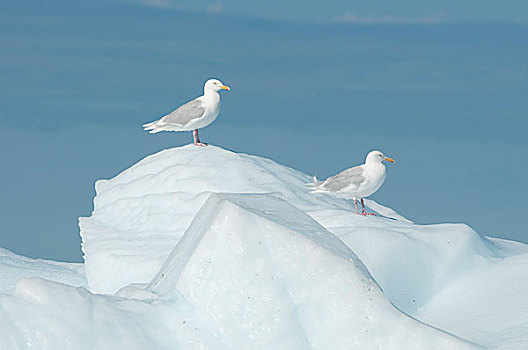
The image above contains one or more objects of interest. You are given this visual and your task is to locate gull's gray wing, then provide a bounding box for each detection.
[321,165,365,191]
[161,99,205,126]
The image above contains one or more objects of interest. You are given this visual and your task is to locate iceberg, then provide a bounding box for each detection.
[1,145,526,349]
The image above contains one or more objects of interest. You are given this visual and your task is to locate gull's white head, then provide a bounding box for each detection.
[366,150,395,164]
[204,78,230,93]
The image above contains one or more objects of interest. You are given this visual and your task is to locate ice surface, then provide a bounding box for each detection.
[417,250,528,349]
[147,192,370,296]
[0,278,222,349]
[79,145,356,294]
[143,192,471,348]
[312,211,503,313]
[312,209,528,349]
[1,145,527,348]
[0,247,86,295]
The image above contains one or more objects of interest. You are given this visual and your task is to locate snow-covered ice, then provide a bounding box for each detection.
[1,145,527,349]
[0,247,86,295]
[79,145,355,295]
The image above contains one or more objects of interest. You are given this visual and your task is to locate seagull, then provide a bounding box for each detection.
[143,78,230,146]
[310,150,395,216]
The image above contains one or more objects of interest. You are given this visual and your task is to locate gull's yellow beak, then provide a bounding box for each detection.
[384,157,395,163]
[220,85,230,91]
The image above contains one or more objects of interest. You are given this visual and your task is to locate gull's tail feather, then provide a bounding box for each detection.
[308,175,322,185]
[307,175,325,192]
[143,120,167,133]
[143,120,187,133]
[143,120,158,130]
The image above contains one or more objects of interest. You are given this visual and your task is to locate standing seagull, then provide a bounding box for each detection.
[143,78,230,146]
[310,150,395,216]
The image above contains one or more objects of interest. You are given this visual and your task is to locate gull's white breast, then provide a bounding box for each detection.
[186,94,221,130]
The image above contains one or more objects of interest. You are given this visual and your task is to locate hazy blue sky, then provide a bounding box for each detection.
[1,1,527,262]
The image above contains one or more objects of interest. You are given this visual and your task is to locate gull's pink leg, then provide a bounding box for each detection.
[354,198,367,216]
[361,198,376,216]
[193,129,207,147]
